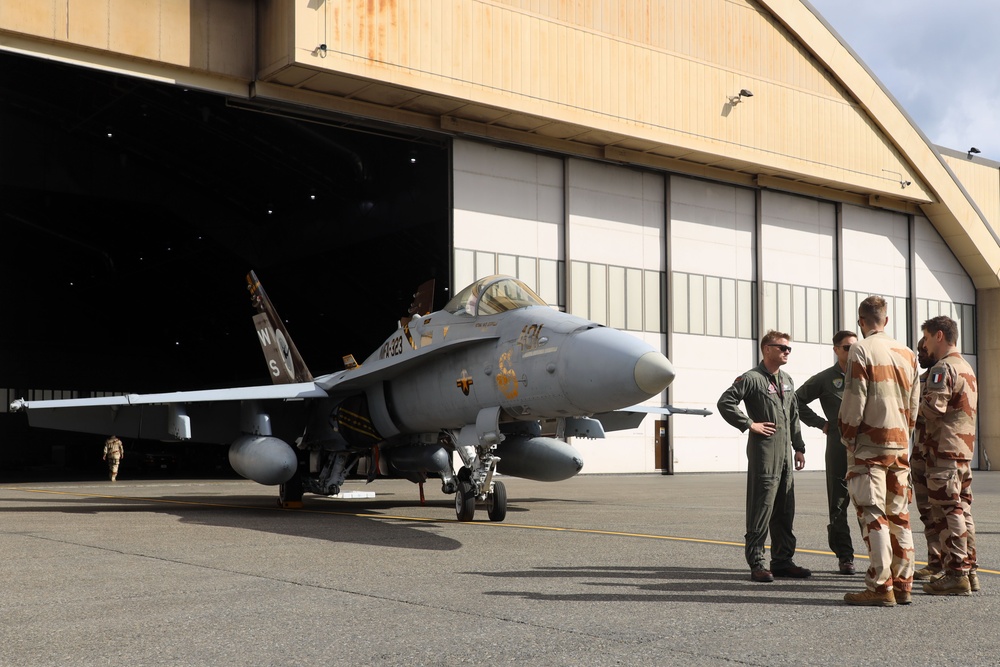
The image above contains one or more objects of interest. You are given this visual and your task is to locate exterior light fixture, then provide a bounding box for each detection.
[728,89,754,105]
[968,147,981,159]
[881,169,911,189]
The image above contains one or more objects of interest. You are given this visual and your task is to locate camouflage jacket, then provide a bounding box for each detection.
[104,438,124,458]
[837,331,919,451]
[795,363,845,450]
[717,362,806,454]
[913,370,929,451]
[919,352,978,461]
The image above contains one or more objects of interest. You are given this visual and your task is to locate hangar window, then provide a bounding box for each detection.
[570,261,664,333]
[843,291,910,345]
[916,298,977,355]
[763,281,837,344]
[672,272,755,340]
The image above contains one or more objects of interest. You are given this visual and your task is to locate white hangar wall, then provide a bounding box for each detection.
[452,138,979,473]
[564,158,667,472]
[668,177,757,471]
[759,191,838,467]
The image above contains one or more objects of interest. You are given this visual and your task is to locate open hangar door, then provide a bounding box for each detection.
[0,52,450,477]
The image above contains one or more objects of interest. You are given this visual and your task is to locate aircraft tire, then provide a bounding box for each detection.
[455,479,476,522]
[486,480,507,522]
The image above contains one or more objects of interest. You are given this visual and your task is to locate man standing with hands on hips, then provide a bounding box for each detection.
[838,296,919,607]
[718,330,810,583]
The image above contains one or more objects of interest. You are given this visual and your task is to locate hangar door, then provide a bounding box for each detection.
[452,139,565,307]
[452,139,669,473]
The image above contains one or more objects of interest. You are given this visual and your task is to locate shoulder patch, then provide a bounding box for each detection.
[929,370,946,390]
[833,378,843,389]
[734,376,743,384]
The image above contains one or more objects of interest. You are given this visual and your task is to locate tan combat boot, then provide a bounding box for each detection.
[922,572,971,596]
[969,571,980,592]
[913,565,941,580]
[892,587,912,605]
[844,589,896,607]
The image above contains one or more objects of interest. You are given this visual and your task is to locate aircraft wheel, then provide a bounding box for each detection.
[455,479,476,522]
[486,480,507,522]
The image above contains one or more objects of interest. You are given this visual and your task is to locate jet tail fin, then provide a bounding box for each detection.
[247,271,314,384]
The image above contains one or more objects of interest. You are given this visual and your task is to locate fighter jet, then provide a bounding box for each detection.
[11,272,707,521]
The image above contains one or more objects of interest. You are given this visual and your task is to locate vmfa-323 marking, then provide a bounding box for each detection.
[12,273,708,521]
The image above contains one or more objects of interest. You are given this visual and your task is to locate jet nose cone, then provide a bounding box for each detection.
[634,351,675,395]
[559,327,675,413]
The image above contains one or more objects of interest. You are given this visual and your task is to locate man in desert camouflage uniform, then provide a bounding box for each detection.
[919,315,979,596]
[911,337,943,581]
[103,435,124,482]
[718,330,810,583]
[838,296,919,607]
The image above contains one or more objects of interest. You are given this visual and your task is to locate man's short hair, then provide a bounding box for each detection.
[760,329,791,352]
[858,295,888,327]
[833,330,857,346]
[922,315,958,345]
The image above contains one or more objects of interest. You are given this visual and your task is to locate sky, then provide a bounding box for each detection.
[806,0,1000,158]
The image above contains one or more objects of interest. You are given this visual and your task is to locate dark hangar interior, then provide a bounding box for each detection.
[1,52,451,391]
[0,52,450,473]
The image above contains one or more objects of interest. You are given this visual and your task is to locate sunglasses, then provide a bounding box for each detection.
[766,344,792,353]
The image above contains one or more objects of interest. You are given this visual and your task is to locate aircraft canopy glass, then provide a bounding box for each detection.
[444,275,547,316]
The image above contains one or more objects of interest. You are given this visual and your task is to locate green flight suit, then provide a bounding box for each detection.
[796,363,855,563]
[718,362,806,570]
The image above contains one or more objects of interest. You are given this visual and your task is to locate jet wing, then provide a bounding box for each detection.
[594,404,713,432]
[10,383,327,444]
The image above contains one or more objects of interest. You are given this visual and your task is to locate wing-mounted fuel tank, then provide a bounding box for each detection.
[228,435,298,485]
[494,423,584,482]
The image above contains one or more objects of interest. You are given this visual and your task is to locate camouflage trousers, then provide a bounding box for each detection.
[846,446,914,593]
[910,445,940,569]
[107,456,121,478]
[924,455,976,573]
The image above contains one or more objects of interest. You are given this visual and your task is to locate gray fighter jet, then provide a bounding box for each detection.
[11,272,707,521]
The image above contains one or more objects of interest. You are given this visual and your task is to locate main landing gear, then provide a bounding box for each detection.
[454,467,507,522]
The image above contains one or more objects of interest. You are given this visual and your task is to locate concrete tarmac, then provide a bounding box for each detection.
[1,471,998,667]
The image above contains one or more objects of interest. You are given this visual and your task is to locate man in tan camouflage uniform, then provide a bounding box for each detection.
[103,435,124,482]
[911,337,943,581]
[718,330,810,583]
[838,296,919,607]
[919,315,979,596]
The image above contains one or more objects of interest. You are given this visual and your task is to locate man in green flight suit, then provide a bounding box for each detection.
[718,330,811,583]
[796,330,858,575]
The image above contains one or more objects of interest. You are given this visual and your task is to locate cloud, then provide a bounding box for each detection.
[808,0,1000,155]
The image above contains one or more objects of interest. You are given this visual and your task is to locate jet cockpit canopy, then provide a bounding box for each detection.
[444,275,547,317]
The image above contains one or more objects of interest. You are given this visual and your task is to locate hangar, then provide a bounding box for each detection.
[2,0,998,475]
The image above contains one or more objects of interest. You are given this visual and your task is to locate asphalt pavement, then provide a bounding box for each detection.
[1,471,997,666]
